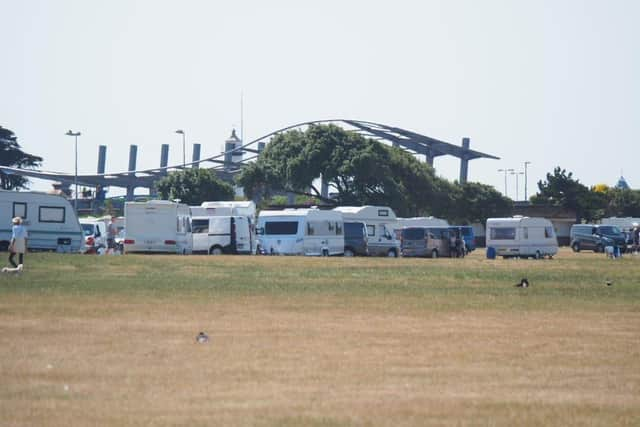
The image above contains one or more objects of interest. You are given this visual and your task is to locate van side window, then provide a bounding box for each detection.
[13,202,27,219]
[367,225,375,237]
[523,227,528,239]
[545,227,554,238]
[307,223,315,236]
[192,219,209,234]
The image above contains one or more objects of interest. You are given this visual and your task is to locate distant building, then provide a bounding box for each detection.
[615,176,630,190]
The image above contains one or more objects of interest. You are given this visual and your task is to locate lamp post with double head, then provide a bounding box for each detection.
[175,129,185,168]
[498,168,514,199]
[65,130,81,212]
[511,171,524,201]
[524,161,531,201]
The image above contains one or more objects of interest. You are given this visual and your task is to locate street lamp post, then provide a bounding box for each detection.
[498,168,514,198]
[524,161,531,201]
[65,130,81,212]
[511,171,524,201]
[175,129,186,168]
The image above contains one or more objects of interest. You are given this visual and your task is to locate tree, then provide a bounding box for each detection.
[605,188,640,217]
[155,168,235,205]
[0,126,43,190]
[531,167,606,222]
[451,182,513,225]
[237,124,455,217]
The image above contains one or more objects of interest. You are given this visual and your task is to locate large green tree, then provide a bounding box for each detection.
[0,126,43,190]
[451,182,513,225]
[156,168,235,205]
[531,167,606,222]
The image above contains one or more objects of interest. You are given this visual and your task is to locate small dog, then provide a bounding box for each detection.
[1,264,23,274]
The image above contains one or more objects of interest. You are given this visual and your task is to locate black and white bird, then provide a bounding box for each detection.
[606,280,613,287]
[515,278,530,288]
[196,332,209,343]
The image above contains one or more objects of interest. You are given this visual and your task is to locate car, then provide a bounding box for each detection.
[570,224,626,253]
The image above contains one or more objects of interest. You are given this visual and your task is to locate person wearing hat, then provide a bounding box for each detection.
[8,217,28,268]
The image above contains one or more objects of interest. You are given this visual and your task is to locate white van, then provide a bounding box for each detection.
[0,190,83,252]
[124,200,192,254]
[256,208,344,256]
[334,206,400,257]
[190,201,256,253]
[192,215,252,255]
[486,216,558,259]
[79,218,109,252]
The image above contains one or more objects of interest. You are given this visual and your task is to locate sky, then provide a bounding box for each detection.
[2,0,639,200]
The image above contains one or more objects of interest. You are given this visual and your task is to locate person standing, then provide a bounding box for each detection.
[9,217,28,268]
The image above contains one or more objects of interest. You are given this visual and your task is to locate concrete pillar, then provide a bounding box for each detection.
[160,144,169,171]
[321,176,329,199]
[192,143,201,168]
[127,145,137,201]
[459,137,470,184]
[97,145,107,174]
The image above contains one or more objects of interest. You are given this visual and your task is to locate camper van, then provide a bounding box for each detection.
[192,215,252,255]
[191,201,256,253]
[334,206,400,257]
[400,227,443,258]
[79,218,109,252]
[256,208,344,256]
[0,190,83,252]
[123,200,192,254]
[486,216,558,259]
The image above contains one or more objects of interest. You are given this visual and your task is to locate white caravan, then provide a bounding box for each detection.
[192,215,252,255]
[256,208,344,256]
[190,201,256,253]
[486,216,558,259]
[124,200,192,254]
[0,190,83,252]
[334,206,400,257]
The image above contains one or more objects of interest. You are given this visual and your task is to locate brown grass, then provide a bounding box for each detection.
[1,250,639,426]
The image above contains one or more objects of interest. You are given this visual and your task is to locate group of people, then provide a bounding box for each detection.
[449,231,466,258]
[632,223,640,254]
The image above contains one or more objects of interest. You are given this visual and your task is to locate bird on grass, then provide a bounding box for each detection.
[606,280,613,287]
[196,332,209,343]
[515,278,530,288]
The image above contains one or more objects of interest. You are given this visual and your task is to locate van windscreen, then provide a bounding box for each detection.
[265,221,298,235]
[403,228,425,240]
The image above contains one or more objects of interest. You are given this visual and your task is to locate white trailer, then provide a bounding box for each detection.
[333,206,400,257]
[191,215,252,255]
[256,208,344,256]
[124,200,192,254]
[0,190,83,252]
[486,216,558,259]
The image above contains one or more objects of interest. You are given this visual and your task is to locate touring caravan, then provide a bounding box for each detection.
[191,201,256,253]
[124,200,192,254]
[256,208,344,256]
[334,206,400,257]
[192,215,252,255]
[486,216,558,259]
[0,190,83,252]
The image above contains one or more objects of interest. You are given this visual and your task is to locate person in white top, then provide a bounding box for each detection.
[9,216,28,268]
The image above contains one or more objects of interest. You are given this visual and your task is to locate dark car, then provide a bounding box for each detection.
[570,224,626,253]
[343,221,368,256]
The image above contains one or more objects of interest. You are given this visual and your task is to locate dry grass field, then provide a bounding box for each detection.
[1,249,639,426]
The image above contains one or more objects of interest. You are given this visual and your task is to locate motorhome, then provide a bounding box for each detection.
[256,208,344,256]
[0,190,83,252]
[124,200,192,254]
[334,206,400,257]
[486,216,558,259]
[192,215,252,255]
[191,201,256,253]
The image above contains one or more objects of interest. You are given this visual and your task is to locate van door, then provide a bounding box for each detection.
[191,218,210,253]
[234,217,251,254]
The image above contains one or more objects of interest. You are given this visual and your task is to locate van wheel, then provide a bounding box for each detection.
[209,246,223,255]
[387,249,398,258]
[344,248,355,257]
[535,251,541,260]
[431,249,438,259]
[572,242,580,252]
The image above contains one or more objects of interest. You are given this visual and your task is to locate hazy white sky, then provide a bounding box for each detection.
[2,0,638,199]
